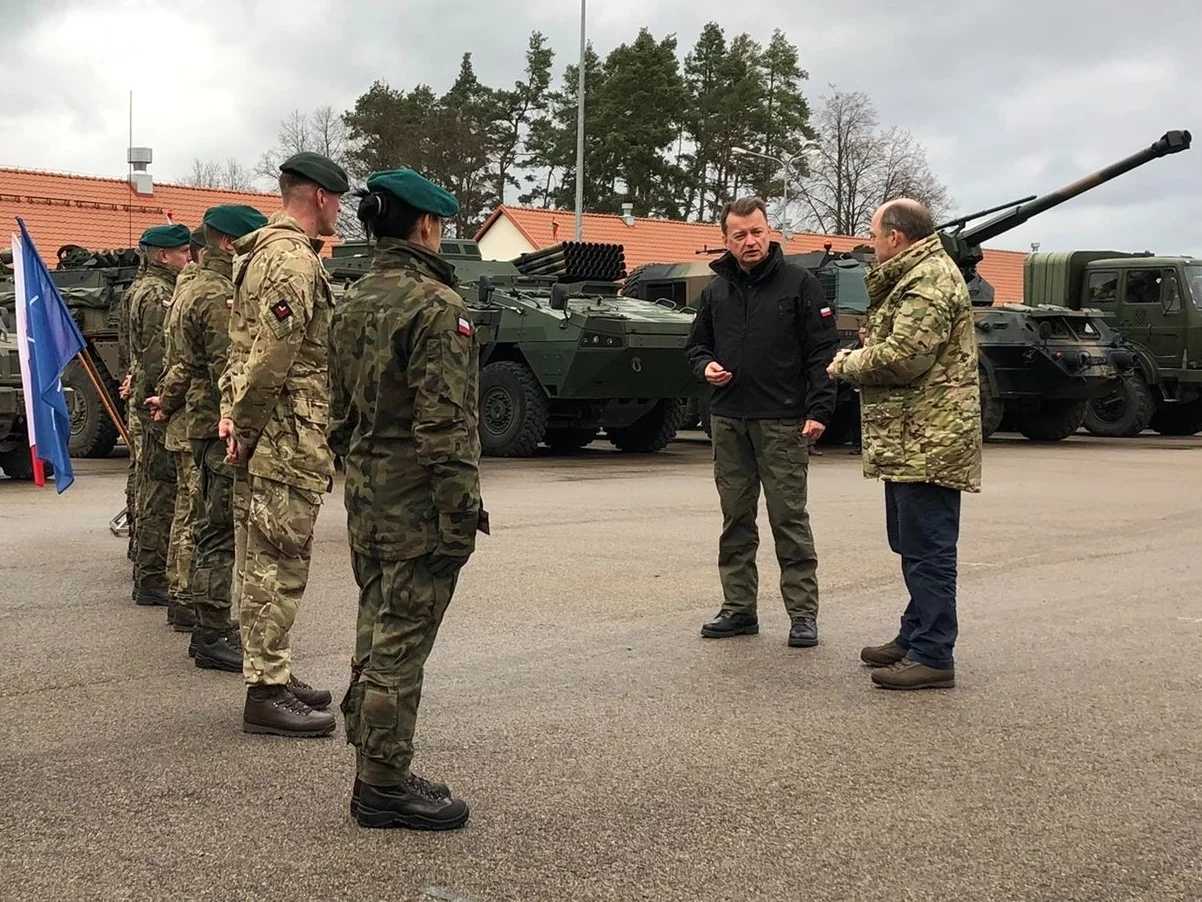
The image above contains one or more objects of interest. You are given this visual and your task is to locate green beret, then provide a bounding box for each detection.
[366,169,460,218]
[140,224,192,248]
[190,226,205,246]
[279,151,349,193]
[203,204,268,239]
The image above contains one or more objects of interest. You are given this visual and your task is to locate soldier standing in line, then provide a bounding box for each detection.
[159,256,204,631]
[126,224,191,607]
[221,152,346,737]
[150,204,267,671]
[330,169,485,830]
[118,243,148,568]
[188,225,206,266]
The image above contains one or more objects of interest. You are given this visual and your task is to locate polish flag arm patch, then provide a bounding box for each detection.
[820,306,833,318]
[457,316,473,336]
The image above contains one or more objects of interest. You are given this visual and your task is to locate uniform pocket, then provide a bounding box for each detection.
[860,399,908,470]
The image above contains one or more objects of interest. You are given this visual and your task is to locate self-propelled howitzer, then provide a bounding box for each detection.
[930,129,1191,440]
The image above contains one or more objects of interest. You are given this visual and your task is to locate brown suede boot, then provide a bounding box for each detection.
[870,658,955,690]
[860,641,907,667]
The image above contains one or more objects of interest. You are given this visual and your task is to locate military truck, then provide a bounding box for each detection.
[1025,251,1202,436]
[0,245,130,459]
[324,238,705,457]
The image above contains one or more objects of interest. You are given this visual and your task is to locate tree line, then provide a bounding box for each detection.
[180,23,951,240]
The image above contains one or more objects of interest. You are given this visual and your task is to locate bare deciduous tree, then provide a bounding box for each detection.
[181,157,256,191]
[795,86,952,236]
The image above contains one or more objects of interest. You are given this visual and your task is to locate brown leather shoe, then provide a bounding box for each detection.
[860,641,907,667]
[242,685,336,737]
[287,675,332,710]
[870,659,955,690]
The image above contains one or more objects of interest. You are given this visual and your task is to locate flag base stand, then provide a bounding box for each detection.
[109,507,129,537]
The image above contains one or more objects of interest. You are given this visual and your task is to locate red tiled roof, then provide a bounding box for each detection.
[0,167,338,264]
[477,205,1028,305]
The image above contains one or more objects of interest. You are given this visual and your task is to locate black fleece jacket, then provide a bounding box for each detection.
[685,242,840,423]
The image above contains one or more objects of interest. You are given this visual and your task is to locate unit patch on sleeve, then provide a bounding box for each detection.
[271,300,293,322]
[820,305,833,318]
[457,316,472,336]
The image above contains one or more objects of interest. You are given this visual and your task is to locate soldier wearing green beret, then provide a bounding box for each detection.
[126,223,192,606]
[329,168,486,830]
[189,226,206,266]
[150,205,268,670]
[219,152,347,736]
[118,241,148,567]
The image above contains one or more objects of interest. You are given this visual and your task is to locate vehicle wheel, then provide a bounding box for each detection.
[607,398,686,453]
[980,372,1004,441]
[1149,398,1202,436]
[64,359,120,458]
[544,427,598,453]
[1082,372,1155,437]
[1011,399,1088,442]
[478,360,549,457]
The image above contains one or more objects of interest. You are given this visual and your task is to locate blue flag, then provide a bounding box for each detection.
[12,217,87,493]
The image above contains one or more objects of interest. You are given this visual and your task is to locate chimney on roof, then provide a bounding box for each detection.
[621,202,635,227]
[128,145,153,195]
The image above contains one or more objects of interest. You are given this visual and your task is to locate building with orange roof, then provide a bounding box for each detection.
[475,205,1028,304]
[0,167,323,265]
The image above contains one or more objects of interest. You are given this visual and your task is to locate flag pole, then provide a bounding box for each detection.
[75,346,131,448]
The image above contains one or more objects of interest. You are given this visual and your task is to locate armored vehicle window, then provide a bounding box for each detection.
[644,281,688,308]
[1088,271,1119,304]
[1184,265,1202,312]
[1123,269,1162,305]
[1162,272,1181,313]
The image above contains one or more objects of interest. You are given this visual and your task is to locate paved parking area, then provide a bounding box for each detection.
[2,431,1200,901]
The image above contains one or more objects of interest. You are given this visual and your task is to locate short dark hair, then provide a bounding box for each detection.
[720,196,768,234]
[878,200,935,242]
[278,171,317,202]
[356,190,430,242]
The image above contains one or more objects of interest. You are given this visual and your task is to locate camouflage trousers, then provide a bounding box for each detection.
[190,439,237,631]
[133,421,176,600]
[340,552,457,787]
[239,474,322,685]
[232,469,251,608]
[125,410,143,565]
[166,450,200,606]
[711,415,819,620]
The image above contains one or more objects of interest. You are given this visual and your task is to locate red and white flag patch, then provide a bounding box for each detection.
[457,316,472,336]
[820,306,833,317]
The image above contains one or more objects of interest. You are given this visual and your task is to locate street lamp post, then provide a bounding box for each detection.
[574,0,586,241]
[731,142,816,236]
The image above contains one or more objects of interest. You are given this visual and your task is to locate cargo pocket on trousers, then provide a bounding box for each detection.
[360,682,399,761]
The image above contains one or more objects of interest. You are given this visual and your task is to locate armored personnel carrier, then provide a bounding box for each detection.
[0,244,131,459]
[324,239,705,457]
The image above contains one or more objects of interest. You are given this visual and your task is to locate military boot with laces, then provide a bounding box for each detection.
[287,675,331,709]
[350,773,450,818]
[354,774,468,831]
[242,684,336,737]
[193,627,242,673]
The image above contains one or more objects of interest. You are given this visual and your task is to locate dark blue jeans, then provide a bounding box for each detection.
[885,481,961,670]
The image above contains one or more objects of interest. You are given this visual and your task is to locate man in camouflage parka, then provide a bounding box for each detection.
[828,198,982,691]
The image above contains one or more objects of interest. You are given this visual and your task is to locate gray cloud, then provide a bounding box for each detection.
[1,0,1198,256]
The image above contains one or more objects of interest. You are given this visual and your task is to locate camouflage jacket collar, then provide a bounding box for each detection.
[865,234,944,303]
[238,210,324,255]
[145,261,181,285]
[371,238,457,288]
[200,246,234,280]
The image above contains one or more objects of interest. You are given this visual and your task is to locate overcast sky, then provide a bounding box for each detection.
[2,0,1199,255]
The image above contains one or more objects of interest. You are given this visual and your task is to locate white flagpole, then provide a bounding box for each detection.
[10,232,42,483]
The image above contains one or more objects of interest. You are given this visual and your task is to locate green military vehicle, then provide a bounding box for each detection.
[0,245,130,459]
[324,238,705,457]
[1025,251,1202,436]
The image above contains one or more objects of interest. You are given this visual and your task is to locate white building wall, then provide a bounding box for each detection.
[476,214,536,261]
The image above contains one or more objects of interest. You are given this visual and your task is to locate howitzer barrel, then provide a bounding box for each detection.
[960,129,1191,247]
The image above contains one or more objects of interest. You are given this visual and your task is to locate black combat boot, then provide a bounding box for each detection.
[788,617,818,648]
[193,627,242,673]
[134,589,169,607]
[351,773,450,818]
[287,675,332,710]
[700,609,759,638]
[354,776,469,830]
[170,603,196,633]
[242,684,336,738]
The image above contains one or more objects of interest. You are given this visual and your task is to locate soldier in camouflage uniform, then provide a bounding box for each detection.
[159,258,204,630]
[151,205,268,671]
[118,244,148,566]
[828,198,982,690]
[222,152,347,737]
[329,168,484,831]
[126,224,191,606]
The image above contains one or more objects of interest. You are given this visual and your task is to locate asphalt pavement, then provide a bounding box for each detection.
[1,431,1200,902]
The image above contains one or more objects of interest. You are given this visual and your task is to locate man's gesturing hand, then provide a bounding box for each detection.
[704,361,733,387]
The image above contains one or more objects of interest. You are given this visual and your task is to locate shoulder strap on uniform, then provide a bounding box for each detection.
[232,231,313,292]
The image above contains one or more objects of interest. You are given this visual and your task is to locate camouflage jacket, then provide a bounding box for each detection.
[225,211,334,494]
[830,234,982,493]
[328,238,484,560]
[161,262,201,451]
[157,249,235,441]
[127,262,181,430]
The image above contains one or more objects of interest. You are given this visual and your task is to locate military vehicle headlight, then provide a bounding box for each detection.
[579,332,624,348]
